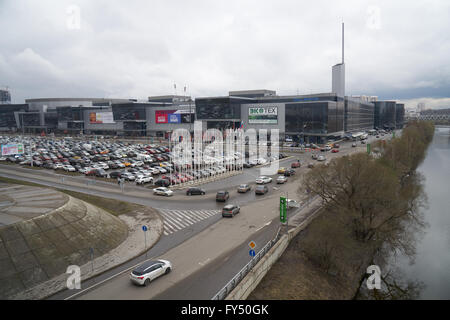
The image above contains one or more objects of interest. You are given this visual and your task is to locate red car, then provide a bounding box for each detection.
[331,149,339,153]
[291,162,301,168]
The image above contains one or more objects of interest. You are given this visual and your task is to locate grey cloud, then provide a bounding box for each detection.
[0,0,449,106]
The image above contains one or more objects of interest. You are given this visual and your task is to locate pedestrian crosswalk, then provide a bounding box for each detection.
[156,208,221,235]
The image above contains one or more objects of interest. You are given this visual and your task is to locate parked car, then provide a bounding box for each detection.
[276,176,288,184]
[312,154,318,160]
[317,155,326,162]
[216,190,230,202]
[237,184,251,193]
[153,187,173,196]
[255,185,269,195]
[186,187,206,196]
[136,176,153,185]
[222,204,240,218]
[352,142,357,147]
[129,259,172,286]
[255,176,272,184]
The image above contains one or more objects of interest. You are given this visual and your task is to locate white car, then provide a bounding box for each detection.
[317,155,326,161]
[136,176,153,185]
[256,176,272,184]
[287,199,300,209]
[148,167,160,175]
[158,167,168,174]
[63,165,76,172]
[130,259,172,286]
[53,163,64,170]
[153,187,173,196]
[257,158,267,165]
[276,176,288,184]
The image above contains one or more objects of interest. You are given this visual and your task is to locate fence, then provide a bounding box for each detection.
[211,226,282,300]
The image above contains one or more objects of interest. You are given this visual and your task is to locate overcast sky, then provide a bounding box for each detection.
[1,0,449,109]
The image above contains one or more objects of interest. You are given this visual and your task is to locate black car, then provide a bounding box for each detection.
[186,187,206,196]
[154,178,170,187]
[94,169,107,177]
[109,171,122,179]
[216,190,230,202]
[284,169,296,176]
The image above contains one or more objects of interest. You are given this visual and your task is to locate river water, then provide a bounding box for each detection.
[387,127,450,299]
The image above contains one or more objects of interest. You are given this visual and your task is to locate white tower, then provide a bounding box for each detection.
[332,23,345,98]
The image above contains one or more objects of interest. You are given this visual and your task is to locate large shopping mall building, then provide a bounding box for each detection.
[0,50,405,143]
[0,90,405,144]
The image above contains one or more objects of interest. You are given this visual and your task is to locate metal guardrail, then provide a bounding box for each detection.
[211,226,282,300]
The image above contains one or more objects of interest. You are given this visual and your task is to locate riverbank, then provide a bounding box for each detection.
[248,121,435,299]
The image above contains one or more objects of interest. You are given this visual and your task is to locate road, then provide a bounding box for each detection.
[0,133,391,299]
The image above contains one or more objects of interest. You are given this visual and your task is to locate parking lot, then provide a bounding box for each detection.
[0,135,291,191]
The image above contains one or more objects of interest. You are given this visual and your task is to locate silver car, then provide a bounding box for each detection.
[130,259,172,286]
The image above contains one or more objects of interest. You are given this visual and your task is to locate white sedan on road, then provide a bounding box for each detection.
[130,259,172,286]
[256,176,272,184]
[153,187,173,196]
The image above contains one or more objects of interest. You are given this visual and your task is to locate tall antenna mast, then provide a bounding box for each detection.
[342,22,344,64]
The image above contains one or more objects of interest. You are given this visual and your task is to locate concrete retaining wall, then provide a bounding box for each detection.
[225,204,322,300]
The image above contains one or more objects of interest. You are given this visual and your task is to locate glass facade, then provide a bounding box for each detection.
[0,90,11,104]
[0,104,28,128]
[285,102,328,134]
[56,106,84,121]
[196,97,246,120]
[22,113,41,126]
[374,101,396,129]
[344,98,375,132]
[395,103,405,129]
[112,103,147,121]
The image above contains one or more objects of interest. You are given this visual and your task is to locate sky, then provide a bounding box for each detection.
[0,0,449,110]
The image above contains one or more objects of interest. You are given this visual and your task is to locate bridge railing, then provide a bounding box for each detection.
[211,226,282,300]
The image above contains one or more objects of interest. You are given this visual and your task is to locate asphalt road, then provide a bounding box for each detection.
[0,133,392,299]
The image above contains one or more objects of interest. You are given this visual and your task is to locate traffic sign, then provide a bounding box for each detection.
[249,249,256,257]
[142,225,148,232]
[280,196,287,223]
[248,241,256,249]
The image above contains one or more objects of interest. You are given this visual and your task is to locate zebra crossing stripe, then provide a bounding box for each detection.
[171,212,193,227]
[172,210,197,224]
[186,211,205,222]
[194,210,210,219]
[163,219,179,233]
[163,215,186,230]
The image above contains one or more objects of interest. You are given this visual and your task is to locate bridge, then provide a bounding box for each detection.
[406,108,450,126]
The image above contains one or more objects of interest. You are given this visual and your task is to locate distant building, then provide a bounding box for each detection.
[0,89,11,104]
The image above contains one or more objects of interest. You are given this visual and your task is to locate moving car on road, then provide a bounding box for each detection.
[216,190,230,202]
[291,161,301,168]
[153,187,173,197]
[276,176,288,184]
[186,187,206,196]
[130,259,172,286]
[237,184,251,193]
[256,176,272,184]
[222,204,240,218]
[255,185,269,195]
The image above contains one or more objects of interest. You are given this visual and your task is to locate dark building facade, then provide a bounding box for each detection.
[395,103,405,129]
[0,104,28,131]
[374,101,397,130]
[0,90,11,104]
[344,97,375,133]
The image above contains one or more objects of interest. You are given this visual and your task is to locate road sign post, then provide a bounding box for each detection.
[367,143,371,155]
[280,196,287,223]
[142,225,148,257]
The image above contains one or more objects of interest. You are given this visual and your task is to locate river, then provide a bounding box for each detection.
[387,127,450,299]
